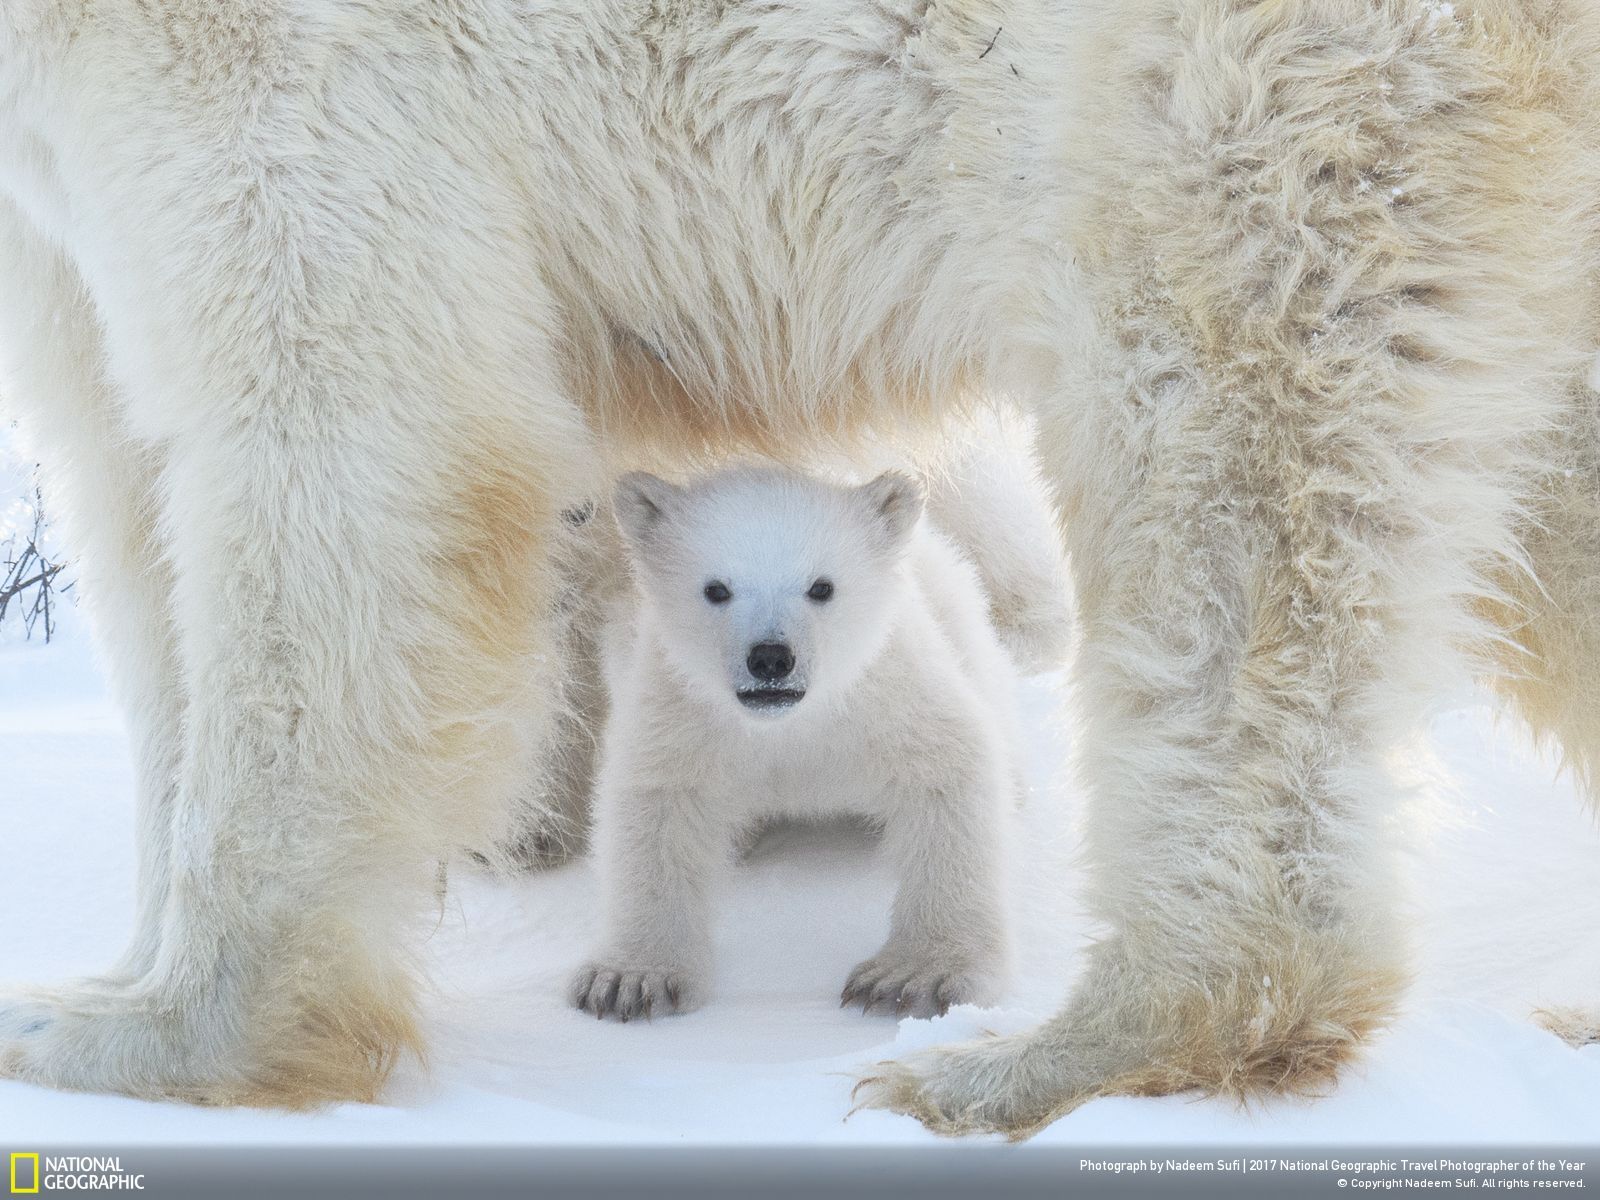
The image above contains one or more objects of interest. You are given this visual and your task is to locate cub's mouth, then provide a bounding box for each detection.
[737,688,805,712]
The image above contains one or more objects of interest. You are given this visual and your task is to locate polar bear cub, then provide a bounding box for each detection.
[570,466,1018,1020]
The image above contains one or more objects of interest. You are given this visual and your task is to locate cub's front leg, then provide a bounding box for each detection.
[844,705,1010,1019]
[571,764,725,1021]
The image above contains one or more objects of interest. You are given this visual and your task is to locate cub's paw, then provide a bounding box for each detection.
[840,949,996,1019]
[569,962,699,1021]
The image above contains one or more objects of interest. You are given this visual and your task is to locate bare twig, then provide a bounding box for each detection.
[1,482,69,641]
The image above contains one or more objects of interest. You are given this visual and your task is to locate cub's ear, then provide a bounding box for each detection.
[856,471,925,552]
[614,472,683,552]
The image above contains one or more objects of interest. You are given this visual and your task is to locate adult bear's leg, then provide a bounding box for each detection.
[0,8,591,1104]
[858,0,1600,1136]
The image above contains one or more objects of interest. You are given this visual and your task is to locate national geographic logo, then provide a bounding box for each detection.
[8,1155,38,1195]
[8,1155,144,1192]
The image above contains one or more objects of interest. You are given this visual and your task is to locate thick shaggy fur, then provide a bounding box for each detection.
[0,0,1597,1129]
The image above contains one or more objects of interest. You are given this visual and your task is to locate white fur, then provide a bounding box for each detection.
[0,0,1596,1129]
[570,467,1016,1020]
[489,414,1070,868]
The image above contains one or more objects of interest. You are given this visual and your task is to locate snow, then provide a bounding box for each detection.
[1,417,1597,1144]
[2,621,1597,1147]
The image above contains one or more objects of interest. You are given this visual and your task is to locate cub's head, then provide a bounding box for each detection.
[614,466,924,722]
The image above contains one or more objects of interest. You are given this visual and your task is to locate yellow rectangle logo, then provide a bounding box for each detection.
[8,1153,39,1194]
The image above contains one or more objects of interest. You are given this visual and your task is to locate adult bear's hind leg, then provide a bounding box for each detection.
[1488,391,1600,1049]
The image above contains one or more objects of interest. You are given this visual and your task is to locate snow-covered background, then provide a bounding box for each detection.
[1,427,1597,1147]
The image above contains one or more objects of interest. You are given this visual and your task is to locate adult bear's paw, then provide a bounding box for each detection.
[852,1027,1089,1139]
[1536,1006,1600,1048]
[0,975,410,1107]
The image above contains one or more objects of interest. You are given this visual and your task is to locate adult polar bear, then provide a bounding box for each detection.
[1,0,1598,1136]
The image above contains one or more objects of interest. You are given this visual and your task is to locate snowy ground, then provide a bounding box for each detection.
[1,440,1598,1146]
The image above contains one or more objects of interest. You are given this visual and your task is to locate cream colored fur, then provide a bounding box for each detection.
[0,0,1597,1131]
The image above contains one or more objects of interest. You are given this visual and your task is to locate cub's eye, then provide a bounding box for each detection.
[806,578,834,602]
[704,581,732,604]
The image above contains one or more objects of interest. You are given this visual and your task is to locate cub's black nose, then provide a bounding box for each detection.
[747,641,795,682]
